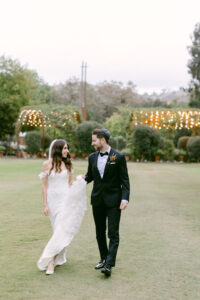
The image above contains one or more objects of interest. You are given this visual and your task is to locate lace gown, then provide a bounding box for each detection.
[37,170,87,271]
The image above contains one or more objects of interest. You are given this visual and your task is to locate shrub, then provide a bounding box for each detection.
[0,145,6,151]
[45,148,49,156]
[121,148,132,156]
[187,136,200,161]
[24,131,41,154]
[163,138,175,161]
[158,137,175,160]
[155,149,164,158]
[42,134,52,150]
[109,135,126,150]
[174,149,187,161]
[174,128,192,147]
[177,136,190,150]
[77,121,102,154]
[133,125,160,161]
[5,145,17,156]
[109,137,117,149]
[104,110,129,137]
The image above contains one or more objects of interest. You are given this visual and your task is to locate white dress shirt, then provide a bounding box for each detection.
[97,147,128,205]
[97,146,111,178]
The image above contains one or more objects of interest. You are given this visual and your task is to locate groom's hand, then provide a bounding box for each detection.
[120,200,128,210]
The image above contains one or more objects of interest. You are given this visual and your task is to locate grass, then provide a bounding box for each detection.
[0,159,200,300]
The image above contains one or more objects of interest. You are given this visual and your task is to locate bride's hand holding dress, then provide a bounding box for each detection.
[41,160,51,217]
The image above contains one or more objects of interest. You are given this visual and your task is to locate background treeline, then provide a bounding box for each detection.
[0,23,200,161]
[0,55,190,140]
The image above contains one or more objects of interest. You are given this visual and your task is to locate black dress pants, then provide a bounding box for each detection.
[92,202,121,267]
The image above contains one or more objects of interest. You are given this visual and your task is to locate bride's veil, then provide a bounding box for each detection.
[48,139,57,160]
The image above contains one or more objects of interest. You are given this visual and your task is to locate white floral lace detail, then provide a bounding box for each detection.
[38,170,49,179]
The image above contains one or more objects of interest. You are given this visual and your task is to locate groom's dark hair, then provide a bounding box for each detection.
[92,128,110,143]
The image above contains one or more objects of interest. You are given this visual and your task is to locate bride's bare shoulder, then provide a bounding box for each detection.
[42,159,52,172]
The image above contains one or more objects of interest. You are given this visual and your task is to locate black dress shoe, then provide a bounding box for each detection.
[95,259,106,270]
[101,265,112,276]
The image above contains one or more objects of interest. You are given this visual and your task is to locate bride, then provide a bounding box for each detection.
[37,139,87,275]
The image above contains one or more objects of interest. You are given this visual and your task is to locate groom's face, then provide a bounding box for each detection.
[92,135,103,151]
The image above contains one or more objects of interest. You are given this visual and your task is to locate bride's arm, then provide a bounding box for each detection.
[68,171,73,185]
[41,161,50,216]
[68,164,74,185]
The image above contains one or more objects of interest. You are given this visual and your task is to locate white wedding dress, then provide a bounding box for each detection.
[37,170,87,271]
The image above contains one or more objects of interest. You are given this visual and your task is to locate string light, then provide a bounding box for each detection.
[17,109,80,128]
[130,109,200,130]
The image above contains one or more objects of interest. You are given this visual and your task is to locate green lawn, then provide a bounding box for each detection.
[0,159,200,300]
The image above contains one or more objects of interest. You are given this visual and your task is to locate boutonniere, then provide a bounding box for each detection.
[110,154,117,162]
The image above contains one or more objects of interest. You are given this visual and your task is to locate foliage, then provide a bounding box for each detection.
[109,135,126,150]
[34,83,53,105]
[45,147,49,155]
[177,136,190,150]
[133,125,160,160]
[175,149,187,156]
[51,79,144,122]
[104,108,131,138]
[0,56,47,139]
[18,104,79,150]
[142,98,171,108]
[4,145,17,156]
[187,136,200,160]
[155,149,164,157]
[41,134,52,152]
[162,138,175,161]
[188,23,200,108]
[76,121,102,154]
[173,149,187,161]
[0,146,6,151]
[51,77,80,106]
[174,128,192,147]
[121,148,132,156]
[24,131,41,154]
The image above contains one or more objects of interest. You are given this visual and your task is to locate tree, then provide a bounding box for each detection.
[133,125,160,161]
[187,136,200,161]
[160,138,175,161]
[177,136,190,150]
[24,131,41,154]
[174,128,192,147]
[51,79,144,123]
[18,104,79,150]
[109,136,126,150]
[188,23,200,108]
[76,121,102,154]
[0,56,45,139]
[104,108,130,138]
[52,77,80,106]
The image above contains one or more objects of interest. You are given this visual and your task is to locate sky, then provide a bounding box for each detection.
[0,0,200,94]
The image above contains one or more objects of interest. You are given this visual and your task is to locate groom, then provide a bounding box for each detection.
[85,128,130,277]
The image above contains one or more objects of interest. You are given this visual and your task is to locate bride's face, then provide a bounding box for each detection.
[62,144,69,158]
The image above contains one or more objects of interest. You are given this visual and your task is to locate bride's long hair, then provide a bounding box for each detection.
[50,139,72,174]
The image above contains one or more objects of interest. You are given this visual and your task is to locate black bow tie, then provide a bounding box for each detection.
[100,152,108,157]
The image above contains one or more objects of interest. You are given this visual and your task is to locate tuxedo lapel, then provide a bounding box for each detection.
[94,151,102,180]
[102,149,113,179]
[94,151,99,167]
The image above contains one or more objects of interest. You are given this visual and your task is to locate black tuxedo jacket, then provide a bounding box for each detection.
[85,148,130,207]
